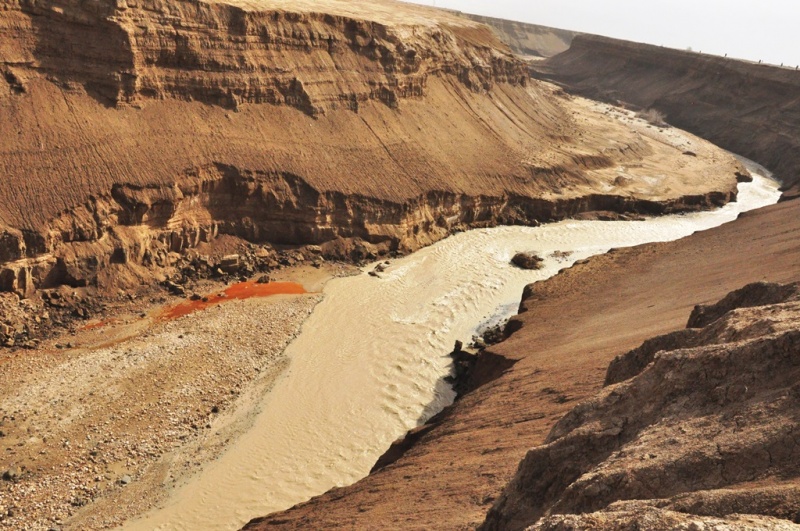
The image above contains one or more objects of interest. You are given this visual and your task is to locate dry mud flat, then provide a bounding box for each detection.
[0,265,349,530]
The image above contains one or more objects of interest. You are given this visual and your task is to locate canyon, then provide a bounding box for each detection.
[0,0,742,313]
[1,0,799,529]
[533,34,800,199]
[245,189,800,531]
[125,168,779,531]
[246,14,800,531]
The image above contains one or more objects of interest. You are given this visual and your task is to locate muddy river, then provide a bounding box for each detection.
[124,159,781,530]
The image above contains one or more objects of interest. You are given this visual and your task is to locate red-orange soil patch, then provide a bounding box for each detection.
[160,281,307,320]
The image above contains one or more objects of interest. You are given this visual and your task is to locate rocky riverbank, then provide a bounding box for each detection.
[0,261,355,530]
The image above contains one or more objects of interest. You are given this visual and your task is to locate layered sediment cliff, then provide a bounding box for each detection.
[0,0,740,303]
[535,35,800,197]
[3,0,526,112]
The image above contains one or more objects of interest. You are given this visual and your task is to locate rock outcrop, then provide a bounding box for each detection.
[511,251,544,270]
[534,34,800,198]
[484,282,800,530]
[0,0,741,303]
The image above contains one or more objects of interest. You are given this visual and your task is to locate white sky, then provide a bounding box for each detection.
[403,0,800,67]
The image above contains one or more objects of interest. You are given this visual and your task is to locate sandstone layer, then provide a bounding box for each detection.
[0,0,740,311]
[248,193,800,529]
[534,35,800,198]
[484,281,800,529]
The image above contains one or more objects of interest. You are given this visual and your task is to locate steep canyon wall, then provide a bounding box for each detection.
[0,0,739,298]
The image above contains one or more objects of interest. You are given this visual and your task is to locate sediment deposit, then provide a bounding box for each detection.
[0,274,330,530]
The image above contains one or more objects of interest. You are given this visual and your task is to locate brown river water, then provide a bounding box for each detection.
[123,160,780,530]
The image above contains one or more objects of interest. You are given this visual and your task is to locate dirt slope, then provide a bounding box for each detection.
[0,0,740,307]
[245,192,800,530]
[484,281,800,530]
[460,14,577,58]
[535,35,800,197]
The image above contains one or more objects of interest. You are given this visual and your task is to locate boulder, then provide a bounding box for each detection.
[219,254,241,273]
[0,266,35,299]
[511,252,544,270]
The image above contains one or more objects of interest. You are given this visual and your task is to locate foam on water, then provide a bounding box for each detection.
[124,159,781,530]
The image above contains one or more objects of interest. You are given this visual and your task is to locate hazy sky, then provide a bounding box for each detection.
[404,0,800,67]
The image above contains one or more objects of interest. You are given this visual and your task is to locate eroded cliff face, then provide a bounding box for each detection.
[4,0,526,112]
[484,282,800,530]
[536,35,800,198]
[0,0,740,303]
[461,13,577,58]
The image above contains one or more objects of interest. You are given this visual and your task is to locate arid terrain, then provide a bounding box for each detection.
[1,0,799,529]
